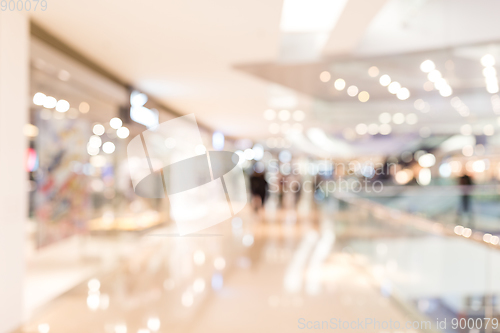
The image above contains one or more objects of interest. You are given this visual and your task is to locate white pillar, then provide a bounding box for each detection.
[0,11,29,333]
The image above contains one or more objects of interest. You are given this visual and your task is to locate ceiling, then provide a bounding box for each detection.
[30,0,500,141]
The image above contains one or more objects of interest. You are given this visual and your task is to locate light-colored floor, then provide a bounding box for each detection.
[17,199,482,333]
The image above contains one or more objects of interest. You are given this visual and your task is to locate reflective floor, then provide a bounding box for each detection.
[16,197,500,333]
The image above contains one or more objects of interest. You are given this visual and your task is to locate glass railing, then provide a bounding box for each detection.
[330,194,500,333]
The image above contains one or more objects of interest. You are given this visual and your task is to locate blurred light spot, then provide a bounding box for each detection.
[463,228,472,238]
[193,250,205,266]
[147,317,160,331]
[231,217,243,229]
[214,257,226,270]
[89,135,102,148]
[117,127,130,139]
[439,163,452,178]
[279,150,292,163]
[473,160,486,172]
[211,273,223,290]
[195,144,206,155]
[93,124,105,136]
[43,96,57,109]
[395,169,413,184]
[193,278,205,293]
[418,153,436,168]
[379,112,391,124]
[110,117,122,129]
[379,75,391,86]
[114,324,127,333]
[379,124,392,135]
[212,131,225,150]
[334,78,345,91]
[462,145,473,157]
[347,85,358,97]
[88,278,101,292]
[427,70,442,82]
[484,124,495,136]
[396,87,410,100]
[355,123,367,135]
[264,109,276,120]
[181,291,193,307]
[244,148,255,160]
[242,234,254,247]
[269,123,280,134]
[102,142,115,154]
[368,123,378,135]
[368,66,379,77]
[418,168,431,186]
[454,225,464,235]
[87,293,100,310]
[278,109,291,121]
[358,91,369,102]
[388,82,401,94]
[38,324,50,333]
[481,54,495,67]
[392,113,405,124]
[33,92,46,106]
[79,102,90,113]
[319,71,331,82]
[293,110,305,121]
[420,60,435,73]
[55,100,70,113]
[24,124,39,137]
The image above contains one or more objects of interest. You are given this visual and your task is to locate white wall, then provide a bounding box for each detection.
[0,11,29,333]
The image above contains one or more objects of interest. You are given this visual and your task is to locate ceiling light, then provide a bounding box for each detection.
[481,54,495,67]
[388,82,401,94]
[278,109,291,121]
[347,85,358,97]
[379,74,391,86]
[368,66,379,77]
[109,117,122,129]
[93,124,105,136]
[269,123,280,134]
[358,91,369,102]
[396,87,410,100]
[368,123,378,135]
[427,70,442,82]
[293,110,305,121]
[418,153,436,168]
[263,109,276,120]
[439,86,453,97]
[420,60,435,73]
[79,102,90,113]
[379,112,391,124]
[43,96,57,109]
[483,67,497,77]
[320,71,331,82]
[33,92,46,106]
[487,84,499,94]
[355,123,367,135]
[280,0,348,33]
[393,113,405,124]
[55,100,70,112]
[117,127,130,139]
[379,124,392,135]
[102,142,115,154]
[334,78,346,91]
[405,113,418,125]
[434,78,447,90]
